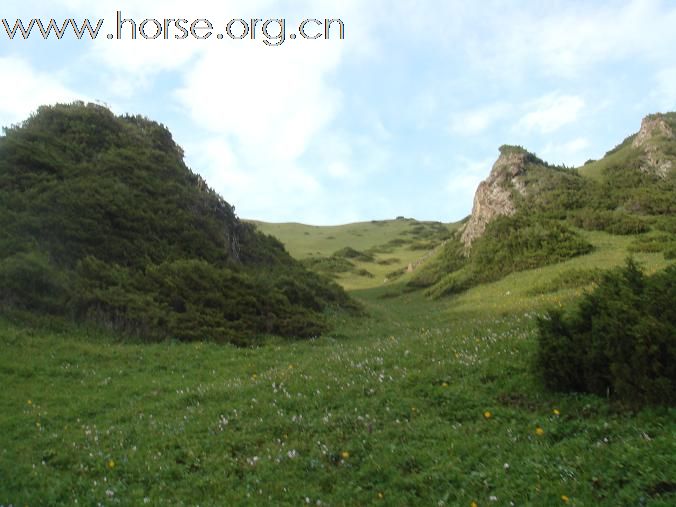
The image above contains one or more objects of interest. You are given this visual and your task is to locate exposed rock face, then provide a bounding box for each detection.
[460,148,529,248]
[632,113,674,178]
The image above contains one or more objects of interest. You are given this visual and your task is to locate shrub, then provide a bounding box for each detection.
[536,260,676,405]
[470,214,593,282]
[627,233,676,256]
[409,216,592,297]
[301,256,352,275]
[0,251,71,314]
[332,247,374,262]
[0,102,358,345]
[569,209,650,235]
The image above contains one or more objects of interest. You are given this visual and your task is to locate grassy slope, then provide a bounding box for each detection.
[577,139,635,182]
[249,219,458,290]
[1,230,675,506]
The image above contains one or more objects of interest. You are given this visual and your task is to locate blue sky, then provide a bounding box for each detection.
[1,0,675,224]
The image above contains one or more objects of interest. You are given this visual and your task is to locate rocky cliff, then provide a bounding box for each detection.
[461,113,676,249]
[632,113,674,178]
[460,146,531,247]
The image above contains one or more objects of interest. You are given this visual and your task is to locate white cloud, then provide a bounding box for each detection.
[654,67,676,110]
[0,56,85,129]
[446,156,495,217]
[450,103,511,136]
[517,94,585,134]
[533,0,676,78]
[540,137,591,167]
[172,40,344,217]
[454,0,676,80]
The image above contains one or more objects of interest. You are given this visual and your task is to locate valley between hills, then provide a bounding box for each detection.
[1,104,674,505]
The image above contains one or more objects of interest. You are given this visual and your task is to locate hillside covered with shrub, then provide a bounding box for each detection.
[411,113,676,297]
[0,102,357,345]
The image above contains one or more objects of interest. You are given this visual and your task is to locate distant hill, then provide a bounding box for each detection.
[249,219,457,290]
[0,102,356,344]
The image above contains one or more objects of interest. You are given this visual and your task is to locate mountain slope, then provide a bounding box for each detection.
[0,102,356,344]
[249,219,457,290]
[411,112,675,297]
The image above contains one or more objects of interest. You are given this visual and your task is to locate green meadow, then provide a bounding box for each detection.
[250,219,457,290]
[2,228,674,506]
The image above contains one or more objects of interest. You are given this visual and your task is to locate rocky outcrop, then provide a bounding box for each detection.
[632,113,674,178]
[460,147,530,248]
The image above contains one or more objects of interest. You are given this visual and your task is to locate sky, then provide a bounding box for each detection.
[1,0,675,225]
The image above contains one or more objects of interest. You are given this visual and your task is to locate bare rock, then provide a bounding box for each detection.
[460,147,530,248]
[632,113,674,178]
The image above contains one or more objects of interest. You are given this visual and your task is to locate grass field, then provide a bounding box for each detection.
[1,229,675,506]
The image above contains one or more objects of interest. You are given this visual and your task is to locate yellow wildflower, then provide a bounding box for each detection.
[535,426,545,436]
[107,459,116,469]
[341,451,350,459]
[561,495,569,503]
[553,408,561,416]
[483,411,492,419]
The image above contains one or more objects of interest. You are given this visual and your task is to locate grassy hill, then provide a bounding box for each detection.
[250,218,458,290]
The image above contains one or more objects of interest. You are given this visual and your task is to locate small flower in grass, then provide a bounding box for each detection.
[27,399,32,405]
[107,459,116,469]
[483,411,492,420]
[535,426,545,437]
[442,382,449,388]
[561,495,569,503]
[471,501,478,507]
[553,408,561,416]
[377,492,384,499]
[341,451,350,460]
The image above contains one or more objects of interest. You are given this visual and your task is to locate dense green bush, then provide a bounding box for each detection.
[570,209,650,235]
[408,216,593,298]
[301,256,355,275]
[409,215,593,297]
[536,260,676,405]
[0,102,357,344]
[332,247,374,262]
[0,251,71,314]
[70,255,356,345]
[471,215,593,281]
